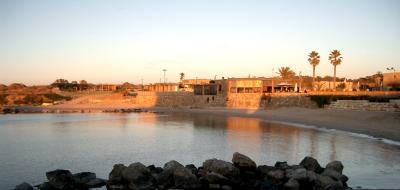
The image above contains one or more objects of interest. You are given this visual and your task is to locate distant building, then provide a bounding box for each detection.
[181,79,210,92]
[314,81,354,91]
[193,77,300,95]
[145,83,179,92]
[94,84,118,91]
[383,72,400,90]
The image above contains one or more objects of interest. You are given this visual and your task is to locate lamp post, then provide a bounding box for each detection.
[162,69,167,83]
[386,67,396,90]
[386,67,396,78]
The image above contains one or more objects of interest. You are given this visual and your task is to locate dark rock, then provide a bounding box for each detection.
[221,184,233,190]
[156,160,182,188]
[147,165,163,174]
[339,174,349,184]
[86,178,107,188]
[185,164,198,175]
[202,159,240,178]
[106,183,126,190]
[122,162,155,190]
[275,161,290,170]
[315,175,343,190]
[283,178,299,190]
[46,169,74,190]
[299,157,323,173]
[326,161,344,174]
[266,169,285,183]
[260,179,279,190]
[321,168,342,181]
[325,181,344,190]
[203,171,229,184]
[209,183,220,189]
[109,164,127,184]
[173,165,200,189]
[286,168,307,181]
[73,172,96,184]
[232,152,257,171]
[257,165,276,178]
[14,182,33,190]
[306,170,318,182]
[156,160,200,189]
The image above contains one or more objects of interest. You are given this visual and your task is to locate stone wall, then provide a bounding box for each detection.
[326,99,400,112]
[134,92,317,109]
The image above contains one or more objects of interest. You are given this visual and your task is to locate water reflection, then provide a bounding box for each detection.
[0,113,399,189]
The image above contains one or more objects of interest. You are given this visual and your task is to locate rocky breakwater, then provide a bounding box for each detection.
[14,153,349,190]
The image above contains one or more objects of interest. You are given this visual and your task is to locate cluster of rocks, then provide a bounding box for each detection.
[103,108,164,114]
[1,107,20,114]
[15,170,106,190]
[15,153,349,190]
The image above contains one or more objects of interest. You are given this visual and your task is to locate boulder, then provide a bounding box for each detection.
[315,175,343,190]
[147,165,162,174]
[109,164,127,184]
[259,179,277,190]
[86,178,107,188]
[203,171,229,184]
[299,157,323,173]
[157,160,200,189]
[322,168,341,180]
[203,159,240,178]
[73,172,96,184]
[156,160,183,188]
[285,168,307,181]
[185,164,198,175]
[257,165,276,178]
[266,169,285,183]
[274,161,290,170]
[283,178,299,190]
[106,183,126,190]
[306,170,318,182]
[122,162,155,190]
[326,161,344,174]
[14,182,33,190]
[46,169,74,189]
[232,152,257,170]
[36,182,52,190]
[173,165,200,189]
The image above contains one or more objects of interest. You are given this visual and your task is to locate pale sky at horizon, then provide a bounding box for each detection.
[1,0,399,85]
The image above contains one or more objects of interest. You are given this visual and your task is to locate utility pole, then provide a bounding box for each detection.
[162,69,167,84]
[299,71,302,92]
[271,68,275,93]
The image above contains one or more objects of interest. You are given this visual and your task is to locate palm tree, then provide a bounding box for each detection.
[278,66,295,80]
[308,51,320,90]
[329,50,343,91]
[179,72,185,81]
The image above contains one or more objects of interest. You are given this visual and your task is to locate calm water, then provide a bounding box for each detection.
[0,113,400,189]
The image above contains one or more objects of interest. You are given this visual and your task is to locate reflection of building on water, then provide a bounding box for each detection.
[225,117,263,156]
[189,114,339,164]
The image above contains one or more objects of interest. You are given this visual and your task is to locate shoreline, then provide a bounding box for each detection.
[142,107,400,143]
[2,105,400,142]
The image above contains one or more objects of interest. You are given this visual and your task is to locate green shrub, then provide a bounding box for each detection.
[309,95,331,108]
[22,94,43,105]
[44,93,72,101]
[308,95,397,108]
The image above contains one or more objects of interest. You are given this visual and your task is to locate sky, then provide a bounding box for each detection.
[0,0,399,85]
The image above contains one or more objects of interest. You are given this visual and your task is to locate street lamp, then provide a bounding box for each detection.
[162,69,167,83]
[387,67,396,79]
